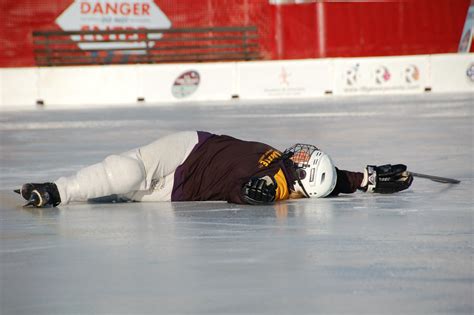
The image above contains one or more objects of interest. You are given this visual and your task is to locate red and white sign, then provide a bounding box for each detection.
[56,0,171,50]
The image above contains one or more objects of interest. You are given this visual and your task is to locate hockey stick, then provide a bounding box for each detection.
[409,172,460,184]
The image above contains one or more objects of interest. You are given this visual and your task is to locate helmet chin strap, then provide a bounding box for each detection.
[294,176,310,198]
[285,157,310,198]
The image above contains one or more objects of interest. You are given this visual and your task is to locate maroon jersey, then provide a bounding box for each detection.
[172,132,295,203]
[171,131,363,204]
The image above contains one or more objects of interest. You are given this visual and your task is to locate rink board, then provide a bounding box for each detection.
[1,53,472,108]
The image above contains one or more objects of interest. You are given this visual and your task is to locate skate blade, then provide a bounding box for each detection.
[23,200,37,207]
[23,191,41,208]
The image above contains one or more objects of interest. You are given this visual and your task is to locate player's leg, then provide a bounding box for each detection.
[16,153,147,207]
[56,131,199,204]
[123,131,199,202]
[124,172,175,202]
[18,131,199,207]
[54,153,146,204]
[138,130,198,185]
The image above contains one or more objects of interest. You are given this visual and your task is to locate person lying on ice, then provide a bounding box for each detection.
[16,131,413,208]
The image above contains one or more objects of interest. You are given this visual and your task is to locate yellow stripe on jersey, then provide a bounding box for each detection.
[274,168,289,201]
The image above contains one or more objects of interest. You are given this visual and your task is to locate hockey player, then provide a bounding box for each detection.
[16,131,413,208]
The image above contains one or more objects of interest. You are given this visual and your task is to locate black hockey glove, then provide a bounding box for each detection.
[241,176,277,205]
[362,164,413,194]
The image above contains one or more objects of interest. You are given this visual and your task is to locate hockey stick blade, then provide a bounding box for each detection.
[14,189,21,194]
[409,172,460,184]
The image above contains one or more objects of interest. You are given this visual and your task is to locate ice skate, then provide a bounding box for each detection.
[14,183,61,208]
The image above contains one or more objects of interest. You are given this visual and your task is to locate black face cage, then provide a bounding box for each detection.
[283,143,319,169]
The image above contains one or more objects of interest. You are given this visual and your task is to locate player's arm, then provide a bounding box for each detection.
[330,164,413,196]
[328,168,364,196]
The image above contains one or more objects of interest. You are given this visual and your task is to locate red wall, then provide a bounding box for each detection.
[1,0,471,67]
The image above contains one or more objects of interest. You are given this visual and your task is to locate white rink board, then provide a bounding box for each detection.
[38,65,138,106]
[0,53,472,108]
[333,55,430,95]
[137,63,235,103]
[0,68,39,107]
[237,59,333,99]
[430,54,474,93]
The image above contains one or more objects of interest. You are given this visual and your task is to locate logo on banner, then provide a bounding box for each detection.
[375,66,391,84]
[467,63,474,82]
[56,0,171,50]
[279,67,291,87]
[262,66,305,97]
[404,65,420,83]
[345,64,360,86]
[172,70,200,99]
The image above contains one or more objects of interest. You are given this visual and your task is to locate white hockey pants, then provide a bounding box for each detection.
[55,131,198,204]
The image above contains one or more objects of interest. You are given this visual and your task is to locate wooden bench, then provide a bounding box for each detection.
[33,26,260,66]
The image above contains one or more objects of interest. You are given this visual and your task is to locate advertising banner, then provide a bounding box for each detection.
[138,63,236,103]
[237,59,333,100]
[333,56,430,95]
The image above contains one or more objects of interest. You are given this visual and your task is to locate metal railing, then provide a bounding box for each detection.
[33,26,260,66]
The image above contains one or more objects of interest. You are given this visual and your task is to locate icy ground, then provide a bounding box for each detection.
[1,93,473,314]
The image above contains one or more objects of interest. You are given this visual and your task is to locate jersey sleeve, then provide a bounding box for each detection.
[329,168,364,196]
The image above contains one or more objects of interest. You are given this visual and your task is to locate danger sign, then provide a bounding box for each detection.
[80,2,151,16]
[56,0,171,50]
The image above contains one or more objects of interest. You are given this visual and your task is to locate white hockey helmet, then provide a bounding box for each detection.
[284,144,337,198]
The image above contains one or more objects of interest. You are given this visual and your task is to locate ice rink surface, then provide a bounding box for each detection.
[1,93,473,314]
